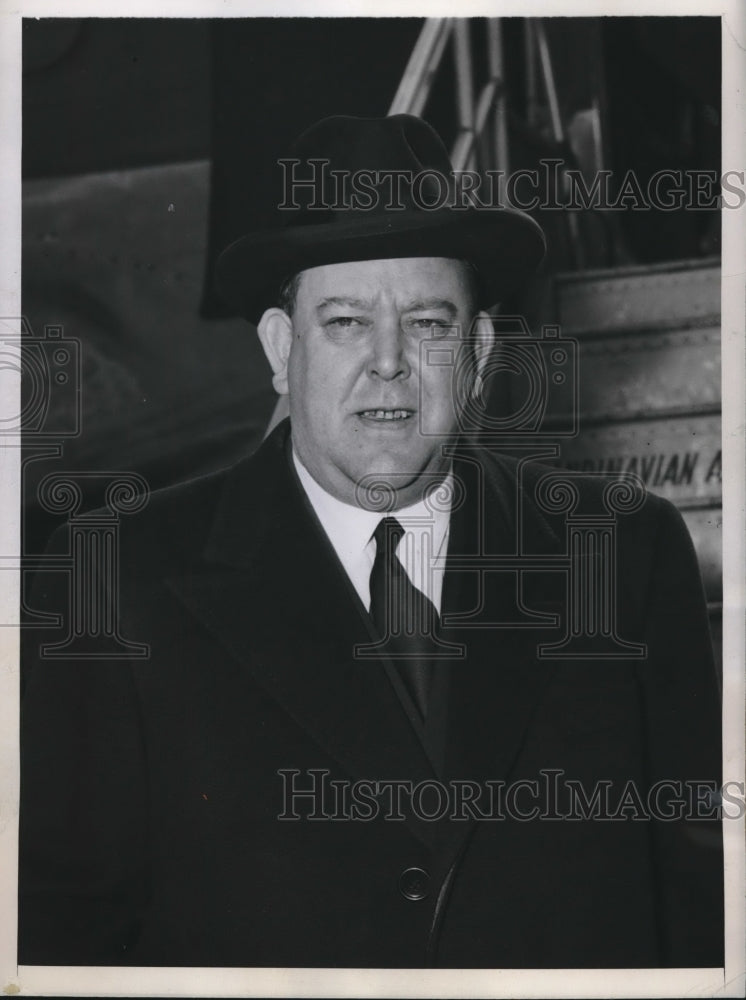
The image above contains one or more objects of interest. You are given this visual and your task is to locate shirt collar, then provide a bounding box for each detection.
[293,449,381,562]
[293,448,451,536]
[292,449,452,608]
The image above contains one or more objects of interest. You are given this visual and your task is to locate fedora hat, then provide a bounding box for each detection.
[215,114,546,323]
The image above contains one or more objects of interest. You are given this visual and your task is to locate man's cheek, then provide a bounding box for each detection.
[423,380,460,433]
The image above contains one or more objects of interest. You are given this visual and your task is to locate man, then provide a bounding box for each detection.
[19,115,723,969]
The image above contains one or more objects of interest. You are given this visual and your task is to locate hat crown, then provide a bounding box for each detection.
[291,114,453,174]
[280,114,456,218]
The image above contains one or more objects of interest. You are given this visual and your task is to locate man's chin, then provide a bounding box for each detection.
[347,454,449,510]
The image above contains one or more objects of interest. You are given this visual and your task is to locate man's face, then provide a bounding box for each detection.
[271,257,481,508]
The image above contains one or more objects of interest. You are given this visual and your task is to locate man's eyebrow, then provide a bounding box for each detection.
[404,298,458,315]
[315,296,374,311]
[314,296,460,314]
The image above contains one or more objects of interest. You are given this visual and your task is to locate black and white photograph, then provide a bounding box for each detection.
[1,2,744,996]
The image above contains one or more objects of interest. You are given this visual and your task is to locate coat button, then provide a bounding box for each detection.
[399,866,430,901]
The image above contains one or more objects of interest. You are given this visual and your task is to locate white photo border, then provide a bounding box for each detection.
[2,2,743,996]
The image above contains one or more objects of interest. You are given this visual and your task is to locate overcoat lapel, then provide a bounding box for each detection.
[441,448,563,786]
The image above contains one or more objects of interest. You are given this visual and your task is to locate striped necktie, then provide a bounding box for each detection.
[368,517,439,719]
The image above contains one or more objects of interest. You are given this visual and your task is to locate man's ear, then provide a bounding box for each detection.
[470,310,495,399]
[257,308,293,395]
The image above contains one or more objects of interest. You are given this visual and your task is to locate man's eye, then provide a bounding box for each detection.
[408,317,453,335]
[326,316,363,328]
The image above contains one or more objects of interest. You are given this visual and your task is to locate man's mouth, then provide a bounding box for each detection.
[357,409,414,421]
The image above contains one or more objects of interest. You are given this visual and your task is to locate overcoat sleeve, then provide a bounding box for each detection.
[19,534,149,965]
[635,498,723,966]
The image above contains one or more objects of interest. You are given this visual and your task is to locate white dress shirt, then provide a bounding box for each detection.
[293,450,452,613]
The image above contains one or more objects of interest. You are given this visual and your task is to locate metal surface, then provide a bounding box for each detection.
[388,19,453,118]
[535,20,564,146]
[454,20,475,134]
[387,18,508,177]
[22,161,274,491]
[557,259,721,334]
[557,413,722,507]
[487,20,509,177]
[545,257,722,604]
[574,326,720,421]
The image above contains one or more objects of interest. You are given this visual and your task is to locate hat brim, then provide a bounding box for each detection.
[215,207,546,324]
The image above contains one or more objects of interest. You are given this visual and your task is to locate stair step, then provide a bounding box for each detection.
[556,258,720,334]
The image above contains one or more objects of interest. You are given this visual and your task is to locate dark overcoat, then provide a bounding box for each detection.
[19,420,724,968]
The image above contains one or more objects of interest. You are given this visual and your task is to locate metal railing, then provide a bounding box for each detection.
[388,18,509,175]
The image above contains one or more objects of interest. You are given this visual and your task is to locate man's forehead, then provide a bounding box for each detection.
[295,256,475,304]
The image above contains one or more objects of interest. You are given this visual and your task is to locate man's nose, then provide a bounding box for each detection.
[367,318,411,380]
